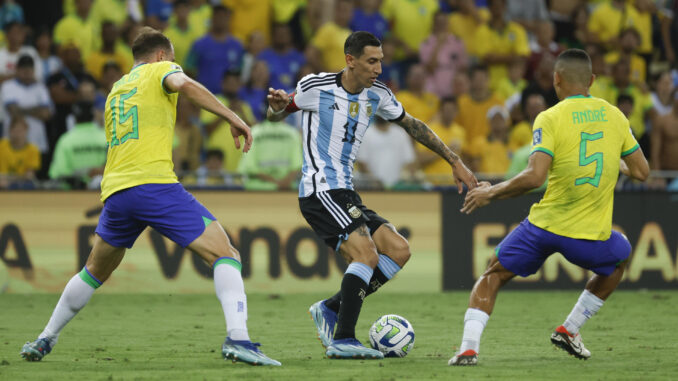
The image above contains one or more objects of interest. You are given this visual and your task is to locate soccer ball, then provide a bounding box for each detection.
[368,314,415,357]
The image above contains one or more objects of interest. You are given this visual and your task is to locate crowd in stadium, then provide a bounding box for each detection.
[0,0,676,191]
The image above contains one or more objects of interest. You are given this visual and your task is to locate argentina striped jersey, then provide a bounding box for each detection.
[291,72,405,197]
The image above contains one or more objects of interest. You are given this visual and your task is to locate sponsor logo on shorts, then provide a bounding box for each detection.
[348,206,362,219]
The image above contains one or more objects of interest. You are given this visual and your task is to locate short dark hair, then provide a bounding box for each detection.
[222,69,241,81]
[4,21,20,33]
[617,94,634,105]
[344,31,381,57]
[441,96,458,105]
[102,61,122,73]
[212,4,231,16]
[619,27,641,42]
[206,149,224,161]
[132,27,172,60]
[469,63,489,77]
[554,48,592,86]
[16,54,34,68]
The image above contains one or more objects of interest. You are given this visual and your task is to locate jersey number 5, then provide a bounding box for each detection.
[575,131,603,187]
[109,87,139,147]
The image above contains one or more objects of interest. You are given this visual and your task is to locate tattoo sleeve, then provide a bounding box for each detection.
[396,114,460,165]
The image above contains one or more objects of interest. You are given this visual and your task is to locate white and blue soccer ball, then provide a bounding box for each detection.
[368,314,415,357]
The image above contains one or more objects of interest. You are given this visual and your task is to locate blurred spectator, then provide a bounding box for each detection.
[549,0,586,46]
[239,60,269,122]
[356,117,416,188]
[588,44,613,98]
[472,0,530,91]
[238,119,302,191]
[145,0,173,30]
[173,95,202,173]
[186,5,244,94]
[1,55,51,155]
[506,0,549,36]
[509,92,545,151]
[604,28,646,86]
[0,21,41,84]
[591,59,653,142]
[240,31,267,85]
[396,64,440,123]
[258,23,306,93]
[287,0,325,50]
[0,0,23,30]
[164,0,202,67]
[455,64,503,143]
[351,0,389,40]
[46,44,96,155]
[306,0,353,73]
[467,105,511,175]
[94,62,122,125]
[416,97,466,184]
[85,21,132,81]
[223,0,272,46]
[34,28,63,84]
[184,149,237,187]
[617,93,635,120]
[448,0,489,54]
[651,92,678,171]
[631,0,655,66]
[527,20,563,81]
[587,0,639,49]
[377,37,403,92]
[48,79,106,188]
[521,54,558,108]
[505,144,547,190]
[451,69,470,97]
[185,0,212,38]
[381,0,438,62]
[651,71,676,117]
[202,70,253,172]
[0,117,39,189]
[63,0,134,26]
[497,59,527,106]
[419,11,468,98]
[660,0,677,66]
[54,0,98,59]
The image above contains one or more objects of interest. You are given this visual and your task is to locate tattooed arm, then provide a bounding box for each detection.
[396,113,478,192]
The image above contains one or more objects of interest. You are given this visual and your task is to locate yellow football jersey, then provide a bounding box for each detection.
[100,61,183,201]
[528,95,639,240]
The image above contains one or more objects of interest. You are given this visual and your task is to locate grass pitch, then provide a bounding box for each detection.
[1,291,676,380]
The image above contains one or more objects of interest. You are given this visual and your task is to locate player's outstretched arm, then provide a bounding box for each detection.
[266,88,293,122]
[396,113,478,193]
[461,151,551,214]
[164,72,253,152]
[620,148,649,182]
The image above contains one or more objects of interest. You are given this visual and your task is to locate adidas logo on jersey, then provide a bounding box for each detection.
[328,103,339,110]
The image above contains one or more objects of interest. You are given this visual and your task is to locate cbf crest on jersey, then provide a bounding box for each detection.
[533,128,542,146]
[349,102,359,118]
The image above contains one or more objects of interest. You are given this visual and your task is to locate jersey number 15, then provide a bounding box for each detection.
[109,87,139,147]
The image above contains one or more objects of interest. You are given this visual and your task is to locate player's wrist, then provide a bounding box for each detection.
[268,104,287,116]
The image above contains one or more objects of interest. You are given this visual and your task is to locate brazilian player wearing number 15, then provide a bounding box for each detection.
[448,49,649,366]
[20,27,280,366]
[267,31,478,359]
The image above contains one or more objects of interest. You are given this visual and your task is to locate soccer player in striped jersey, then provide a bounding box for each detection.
[267,31,478,359]
[449,49,649,366]
[21,27,280,366]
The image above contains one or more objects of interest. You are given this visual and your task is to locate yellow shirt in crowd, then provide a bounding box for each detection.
[472,21,530,91]
[604,51,646,84]
[310,22,352,73]
[0,139,41,176]
[381,0,439,53]
[417,121,466,180]
[396,90,440,124]
[468,136,511,174]
[455,93,504,143]
[223,0,272,45]
[449,8,490,55]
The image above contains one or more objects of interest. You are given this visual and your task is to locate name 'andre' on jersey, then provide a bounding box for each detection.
[291,72,405,197]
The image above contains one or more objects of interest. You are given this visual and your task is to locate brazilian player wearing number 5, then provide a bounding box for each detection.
[267,31,478,359]
[448,49,650,366]
[20,27,280,366]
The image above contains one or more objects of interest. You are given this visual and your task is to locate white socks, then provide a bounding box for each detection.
[459,308,490,353]
[39,269,100,347]
[213,257,249,341]
[563,290,604,335]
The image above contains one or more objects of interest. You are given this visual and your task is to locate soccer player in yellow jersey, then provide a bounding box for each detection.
[21,27,280,366]
[448,49,650,366]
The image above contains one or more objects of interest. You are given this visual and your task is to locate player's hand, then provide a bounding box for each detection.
[451,160,479,194]
[267,88,290,113]
[461,182,492,214]
[230,123,253,153]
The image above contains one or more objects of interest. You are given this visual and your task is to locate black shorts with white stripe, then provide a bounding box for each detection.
[298,189,389,251]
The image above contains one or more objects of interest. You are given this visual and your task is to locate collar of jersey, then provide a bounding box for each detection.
[131,63,148,71]
[335,71,362,95]
[565,94,592,100]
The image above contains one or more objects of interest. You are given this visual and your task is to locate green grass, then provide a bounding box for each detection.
[1,291,677,380]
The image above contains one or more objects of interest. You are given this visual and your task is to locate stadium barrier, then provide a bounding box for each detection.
[2,191,676,293]
[0,191,441,293]
[442,192,678,290]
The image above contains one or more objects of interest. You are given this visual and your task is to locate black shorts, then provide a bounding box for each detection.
[298,189,389,250]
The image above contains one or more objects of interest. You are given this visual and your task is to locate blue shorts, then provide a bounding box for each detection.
[95,183,216,249]
[497,219,631,277]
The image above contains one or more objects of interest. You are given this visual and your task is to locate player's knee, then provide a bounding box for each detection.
[384,238,411,267]
[352,244,379,268]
